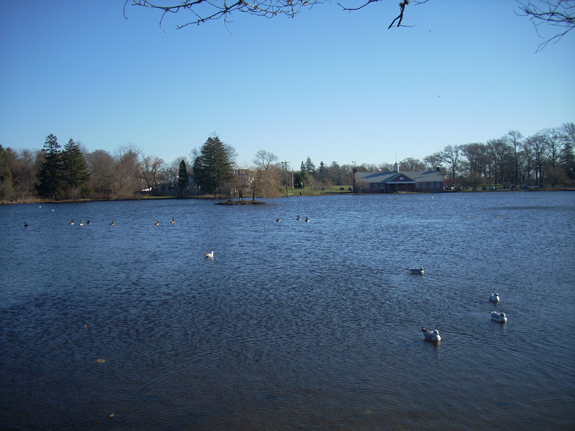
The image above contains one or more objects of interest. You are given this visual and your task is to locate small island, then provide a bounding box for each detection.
[215,199,266,205]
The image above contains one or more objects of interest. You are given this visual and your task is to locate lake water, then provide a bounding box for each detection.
[1,192,574,430]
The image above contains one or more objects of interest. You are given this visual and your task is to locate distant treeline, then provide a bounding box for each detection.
[1,123,574,203]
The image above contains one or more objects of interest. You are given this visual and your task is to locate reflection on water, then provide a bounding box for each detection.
[1,192,574,430]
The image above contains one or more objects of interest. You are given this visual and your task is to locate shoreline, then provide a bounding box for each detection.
[1,187,573,206]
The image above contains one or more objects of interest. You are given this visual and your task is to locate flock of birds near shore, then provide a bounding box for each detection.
[421,291,507,342]
[23,212,313,259]
[25,207,508,343]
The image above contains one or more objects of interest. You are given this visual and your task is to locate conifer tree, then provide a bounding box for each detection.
[193,136,236,195]
[36,134,64,200]
[177,159,189,198]
[62,138,90,197]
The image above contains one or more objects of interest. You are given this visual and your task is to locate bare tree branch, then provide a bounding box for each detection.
[126,0,429,30]
[125,0,322,30]
[126,0,574,53]
[516,0,575,51]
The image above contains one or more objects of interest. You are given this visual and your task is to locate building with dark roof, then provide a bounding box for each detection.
[353,163,444,193]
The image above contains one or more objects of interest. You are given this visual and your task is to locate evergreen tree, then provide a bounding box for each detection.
[36,134,64,200]
[62,139,90,197]
[318,161,326,182]
[305,156,316,175]
[177,159,189,197]
[193,136,236,194]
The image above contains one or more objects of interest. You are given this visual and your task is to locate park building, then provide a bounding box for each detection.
[353,163,444,193]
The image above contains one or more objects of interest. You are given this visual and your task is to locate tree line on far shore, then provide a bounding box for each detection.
[0,122,574,203]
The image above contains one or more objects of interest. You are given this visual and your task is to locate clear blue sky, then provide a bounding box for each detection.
[1,0,574,168]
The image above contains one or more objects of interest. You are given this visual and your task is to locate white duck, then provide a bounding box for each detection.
[489,293,500,303]
[491,311,507,322]
[422,327,441,341]
[204,251,214,258]
[409,267,425,275]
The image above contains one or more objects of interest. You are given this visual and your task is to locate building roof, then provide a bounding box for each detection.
[355,170,443,184]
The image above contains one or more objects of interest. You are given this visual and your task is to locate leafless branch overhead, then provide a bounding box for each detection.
[126,0,429,30]
[516,0,575,51]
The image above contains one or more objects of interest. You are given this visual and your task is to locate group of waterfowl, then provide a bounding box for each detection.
[277,215,310,223]
[64,218,177,227]
[422,292,508,343]
[489,292,507,322]
[70,220,92,226]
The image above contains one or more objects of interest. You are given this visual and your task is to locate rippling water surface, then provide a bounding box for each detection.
[1,192,574,430]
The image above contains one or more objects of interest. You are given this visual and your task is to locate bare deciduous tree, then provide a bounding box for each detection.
[441,145,460,184]
[114,144,143,198]
[253,150,279,171]
[86,150,116,198]
[141,154,165,190]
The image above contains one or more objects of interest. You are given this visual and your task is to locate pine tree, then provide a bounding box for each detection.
[193,136,236,195]
[177,159,189,198]
[62,139,90,197]
[36,134,64,200]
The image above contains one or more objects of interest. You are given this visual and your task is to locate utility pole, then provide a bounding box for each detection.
[282,161,289,197]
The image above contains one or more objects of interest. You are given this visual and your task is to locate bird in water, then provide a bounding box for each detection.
[276,219,281,222]
[491,311,507,322]
[24,222,29,227]
[305,217,310,222]
[110,221,115,226]
[297,215,301,221]
[422,327,441,342]
[70,220,75,225]
[155,221,160,226]
[408,267,425,275]
[170,218,176,224]
[204,251,214,258]
[489,292,500,303]
[79,221,84,226]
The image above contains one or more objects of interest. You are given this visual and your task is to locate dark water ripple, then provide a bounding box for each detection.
[1,192,574,430]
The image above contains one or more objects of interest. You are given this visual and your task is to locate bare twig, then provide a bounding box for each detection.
[515,0,575,51]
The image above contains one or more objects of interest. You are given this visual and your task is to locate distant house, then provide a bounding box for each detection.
[354,163,444,193]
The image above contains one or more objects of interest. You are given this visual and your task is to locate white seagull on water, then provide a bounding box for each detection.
[422,327,441,342]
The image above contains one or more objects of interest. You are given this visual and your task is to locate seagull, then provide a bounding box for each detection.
[155,221,160,226]
[204,251,214,258]
[491,311,507,322]
[422,327,441,342]
[489,293,500,303]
